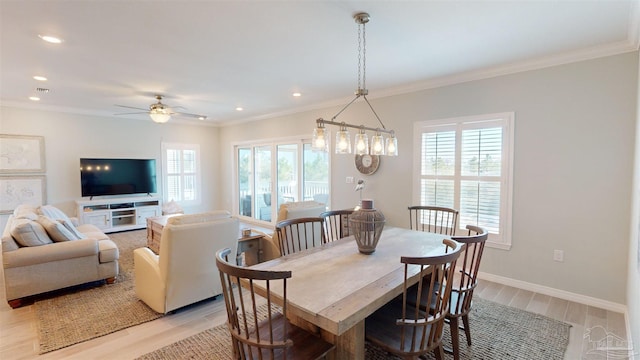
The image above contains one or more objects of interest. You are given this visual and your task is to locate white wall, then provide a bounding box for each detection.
[628,52,640,357]
[1,52,636,312]
[0,107,221,228]
[219,52,638,305]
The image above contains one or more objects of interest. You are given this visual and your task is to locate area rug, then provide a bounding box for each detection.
[136,297,571,360]
[34,230,163,354]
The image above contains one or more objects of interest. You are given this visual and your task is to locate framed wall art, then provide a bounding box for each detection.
[0,134,46,173]
[0,176,46,214]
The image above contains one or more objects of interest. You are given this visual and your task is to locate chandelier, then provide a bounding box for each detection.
[312,12,398,156]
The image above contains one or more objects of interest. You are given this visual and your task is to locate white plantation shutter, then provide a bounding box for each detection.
[162,143,201,206]
[421,130,456,208]
[460,127,502,233]
[415,114,513,248]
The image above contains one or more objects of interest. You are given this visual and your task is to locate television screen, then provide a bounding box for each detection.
[80,158,157,197]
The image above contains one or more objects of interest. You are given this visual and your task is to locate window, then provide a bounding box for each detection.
[414,113,514,249]
[235,139,329,224]
[161,142,201,206]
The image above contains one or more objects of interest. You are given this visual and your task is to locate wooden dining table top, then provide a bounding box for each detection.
[250,226,452,336]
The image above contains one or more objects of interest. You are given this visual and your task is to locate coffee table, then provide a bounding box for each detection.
[146,214,181,254]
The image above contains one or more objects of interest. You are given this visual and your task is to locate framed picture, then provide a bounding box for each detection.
[0,134,46,173]
[0,176,46,214]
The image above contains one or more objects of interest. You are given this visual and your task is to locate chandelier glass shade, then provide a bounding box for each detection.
[354,128,369,155]
[335,125,352,154]
[312,123,329,151]
[311,12,398,157]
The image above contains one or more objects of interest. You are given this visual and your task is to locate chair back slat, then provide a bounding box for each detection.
[216,248,292,359]
[449,225,488,317]
[395,239,463,355]
[408,206,459,235]
[319,209,354,243]
[275,217,325,256]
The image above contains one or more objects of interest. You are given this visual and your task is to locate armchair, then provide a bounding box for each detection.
[258,201,326,261]
[133,211,239,314]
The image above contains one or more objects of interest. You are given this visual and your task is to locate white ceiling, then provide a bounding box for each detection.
[1,0,638,126]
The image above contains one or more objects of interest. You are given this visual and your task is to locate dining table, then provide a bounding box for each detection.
[249,226,452,360]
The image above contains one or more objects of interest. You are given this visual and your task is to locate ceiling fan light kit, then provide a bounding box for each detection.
[115,94,207,123]
[312,12,398,157]
[149,96,171,123]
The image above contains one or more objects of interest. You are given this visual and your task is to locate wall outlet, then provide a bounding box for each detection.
[346,176,354,184]
[553,250,564,262]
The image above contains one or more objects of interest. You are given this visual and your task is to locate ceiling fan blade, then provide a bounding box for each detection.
[115,104,149,111]
[174,111,207,119]
[115,111,149,116]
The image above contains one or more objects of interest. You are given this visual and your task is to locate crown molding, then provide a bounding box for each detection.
[227,36,640,127]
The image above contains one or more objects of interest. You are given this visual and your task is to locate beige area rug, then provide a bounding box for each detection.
[137,297,571,360]
[34,230,163,354]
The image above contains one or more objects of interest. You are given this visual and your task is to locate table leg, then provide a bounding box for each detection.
[327,321,365,360]
[287,315,365,360]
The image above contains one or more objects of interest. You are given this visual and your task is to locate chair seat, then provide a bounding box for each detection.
[448,290,473,317]
[365,295,440,356]
[242,312,335,359]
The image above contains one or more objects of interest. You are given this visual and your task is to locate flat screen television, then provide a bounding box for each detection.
[80,158,157,198]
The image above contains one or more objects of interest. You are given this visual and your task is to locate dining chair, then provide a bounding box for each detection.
[407,225,489,360]
[215,248,335,360]
[275,217,325,256]
[319,209,354,243]
[408,205,459,235]
[365,239,463,360]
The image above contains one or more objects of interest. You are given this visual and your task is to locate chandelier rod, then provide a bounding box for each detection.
[316,117,394,135]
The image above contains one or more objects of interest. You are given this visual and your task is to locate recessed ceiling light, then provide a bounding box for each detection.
[29,96,40,101]
[198,116,207,120]
[292,92,302,97]
[236,107,244,111]
[33,75,47,81]
[38,34,63,44]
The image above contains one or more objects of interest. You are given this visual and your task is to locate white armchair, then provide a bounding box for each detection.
[259,201,326,261]
[133,211,239,314]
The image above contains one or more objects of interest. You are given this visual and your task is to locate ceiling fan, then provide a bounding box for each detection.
[115,95,207,123]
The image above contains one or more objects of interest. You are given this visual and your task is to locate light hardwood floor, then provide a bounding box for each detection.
[0,275,630,359]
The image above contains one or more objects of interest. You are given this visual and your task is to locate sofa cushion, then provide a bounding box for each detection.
[36,216,81,242]
[10,219,53,247]
[76,224,110,240]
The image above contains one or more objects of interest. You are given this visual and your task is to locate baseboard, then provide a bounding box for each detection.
[477,271,628,313]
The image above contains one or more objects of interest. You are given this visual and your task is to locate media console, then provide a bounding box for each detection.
[76,196,161,233]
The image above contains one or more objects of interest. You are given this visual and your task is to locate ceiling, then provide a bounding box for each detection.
[1,1,638,126]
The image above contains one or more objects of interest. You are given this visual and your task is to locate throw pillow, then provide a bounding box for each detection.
[38,205,86,239]
[58,219,87,240]
[36,216,80,242]
[13,204,38,220]
[10,219,53,247]
[38,205,72,224]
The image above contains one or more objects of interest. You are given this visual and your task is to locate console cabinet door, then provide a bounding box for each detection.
[137,207,160,225]
[83,211,111,230]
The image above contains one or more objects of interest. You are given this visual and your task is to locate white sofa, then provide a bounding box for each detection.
[259,201,326,261]
[133,211,239,314]
[1,204,119,308]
